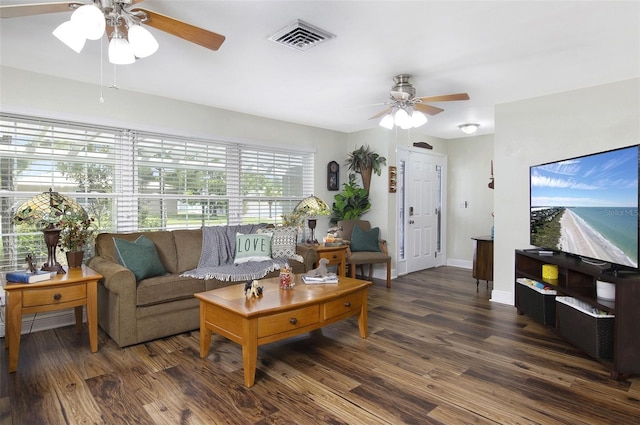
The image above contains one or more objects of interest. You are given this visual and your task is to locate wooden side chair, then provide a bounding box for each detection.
[338,219,391,288]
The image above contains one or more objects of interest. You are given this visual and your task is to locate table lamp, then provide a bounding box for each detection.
[293,195,330,244]
[13,188,87,274]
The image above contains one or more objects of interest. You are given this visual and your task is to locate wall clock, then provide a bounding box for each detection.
[327,161,339,191]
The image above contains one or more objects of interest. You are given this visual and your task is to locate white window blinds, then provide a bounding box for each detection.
[0,113,314,270]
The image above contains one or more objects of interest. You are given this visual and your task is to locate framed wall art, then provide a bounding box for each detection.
[327,161,339,190]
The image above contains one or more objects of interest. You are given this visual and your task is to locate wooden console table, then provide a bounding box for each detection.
[4,265,102,372]
[472,236,493,287]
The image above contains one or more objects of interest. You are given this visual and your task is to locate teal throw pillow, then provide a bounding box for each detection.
[234,232,273,264]
[350,226,382,252]
[113,235,167,281]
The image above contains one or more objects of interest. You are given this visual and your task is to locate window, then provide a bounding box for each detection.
[0,113,314,270]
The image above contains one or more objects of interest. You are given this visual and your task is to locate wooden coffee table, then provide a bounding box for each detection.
[195,275,372,387]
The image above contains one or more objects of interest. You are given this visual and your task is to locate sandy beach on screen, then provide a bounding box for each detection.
[559,209,634,266]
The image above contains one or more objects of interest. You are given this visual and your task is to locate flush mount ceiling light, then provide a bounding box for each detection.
[458,123,480,135]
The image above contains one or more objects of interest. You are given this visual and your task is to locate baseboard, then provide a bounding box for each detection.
[447,258,472,269]
[0,308,83,339]
[490,289,514,306]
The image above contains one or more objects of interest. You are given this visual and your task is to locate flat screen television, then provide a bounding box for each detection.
[529,145,640,271]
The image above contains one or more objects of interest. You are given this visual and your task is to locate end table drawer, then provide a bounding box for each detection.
[23,284,87,307]
[324,294,362,319]
[258,305,319,337]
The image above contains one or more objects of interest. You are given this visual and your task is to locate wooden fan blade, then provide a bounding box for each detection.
[0,2,79,18]
[414,103,444,116]
[369,107,392,120]
[416,93,470,103]
[131,8,225,51]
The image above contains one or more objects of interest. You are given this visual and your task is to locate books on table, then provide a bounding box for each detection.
[5,270,53,284]
[301,273,338,284]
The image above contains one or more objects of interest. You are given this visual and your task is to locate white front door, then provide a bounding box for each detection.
[406,150,444,273]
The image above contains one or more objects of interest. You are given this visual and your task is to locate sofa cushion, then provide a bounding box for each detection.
[136,275,205,307]
[113,235,167,281]
[95,231,178,274]
[173,228,203,273]
[234,232,272,264]
[258,226,303,263]
[350,225,382,252]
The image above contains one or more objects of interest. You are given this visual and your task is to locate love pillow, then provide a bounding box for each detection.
[234,232,273,264]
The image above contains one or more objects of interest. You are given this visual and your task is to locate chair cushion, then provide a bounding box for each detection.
[350,225,382,252]
[349,251,391,264]
[234,232,273,264]
[113,235,167,281]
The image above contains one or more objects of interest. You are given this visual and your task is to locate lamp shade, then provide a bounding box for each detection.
[411,110,428,127]
[293,195,330,217]
[71,4,106,41]
[128,25,159,58]
[13,188,87,228]
[109,36,136,64]
[52,20,86,53]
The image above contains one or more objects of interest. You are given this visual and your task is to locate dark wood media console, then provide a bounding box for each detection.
[515,249,640,380]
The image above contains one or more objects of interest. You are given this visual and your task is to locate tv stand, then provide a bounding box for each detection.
[515,249,640,380]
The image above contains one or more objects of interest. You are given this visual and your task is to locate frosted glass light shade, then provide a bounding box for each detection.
[459,123,480,134]
[411,111,428,127]
[379,114,394,129]
[109,37,135,64]
[71,5,105,40]
[52,20,86,53]
[394,108,409,127]
[128,25,159,58]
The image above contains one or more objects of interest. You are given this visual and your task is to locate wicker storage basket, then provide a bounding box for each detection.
[516,278,557,326]
[556,296,615,359]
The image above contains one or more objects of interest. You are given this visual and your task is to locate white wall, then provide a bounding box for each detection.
[493,78,640,305]
[446,134,495,268]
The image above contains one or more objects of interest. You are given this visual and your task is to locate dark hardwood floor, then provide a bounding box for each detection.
[1,266,639,424]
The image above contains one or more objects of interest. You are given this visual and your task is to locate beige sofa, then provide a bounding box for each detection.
[87,227,314,347]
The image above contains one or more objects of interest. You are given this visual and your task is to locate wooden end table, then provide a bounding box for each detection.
[195,275,371,387]
[298,243,348,276]
[4,265,102,372]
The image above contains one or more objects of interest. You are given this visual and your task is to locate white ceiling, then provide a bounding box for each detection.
[1,1,639,139]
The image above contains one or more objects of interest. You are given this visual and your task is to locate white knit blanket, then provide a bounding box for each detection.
[181,224,288,281]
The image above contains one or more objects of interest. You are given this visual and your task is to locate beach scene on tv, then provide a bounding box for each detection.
[530,146,639,269]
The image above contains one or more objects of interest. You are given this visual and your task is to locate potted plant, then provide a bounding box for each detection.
[329,175,371,225]
[345,145,387,192]
[59,210,97,268]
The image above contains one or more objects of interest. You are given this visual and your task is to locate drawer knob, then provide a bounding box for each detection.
[289,318,298,325]
[332,255,338,259]
[344,301,351,307]
[53,293,62,301]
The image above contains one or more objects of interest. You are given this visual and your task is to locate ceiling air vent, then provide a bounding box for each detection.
[268,19,335,51]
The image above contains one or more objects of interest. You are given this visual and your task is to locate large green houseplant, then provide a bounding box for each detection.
[345,145,387,192]
[329,175,371,225]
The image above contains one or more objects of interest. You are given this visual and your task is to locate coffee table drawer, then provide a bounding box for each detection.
[23,283,87,307]
[324,293,362,319]
[258,305,320,337]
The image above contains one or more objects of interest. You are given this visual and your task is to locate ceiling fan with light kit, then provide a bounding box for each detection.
[370,74,470,130]
[0,0,226,64]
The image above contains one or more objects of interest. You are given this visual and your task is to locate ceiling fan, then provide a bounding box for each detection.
[370,74,469,130]
[0,1,225,64]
